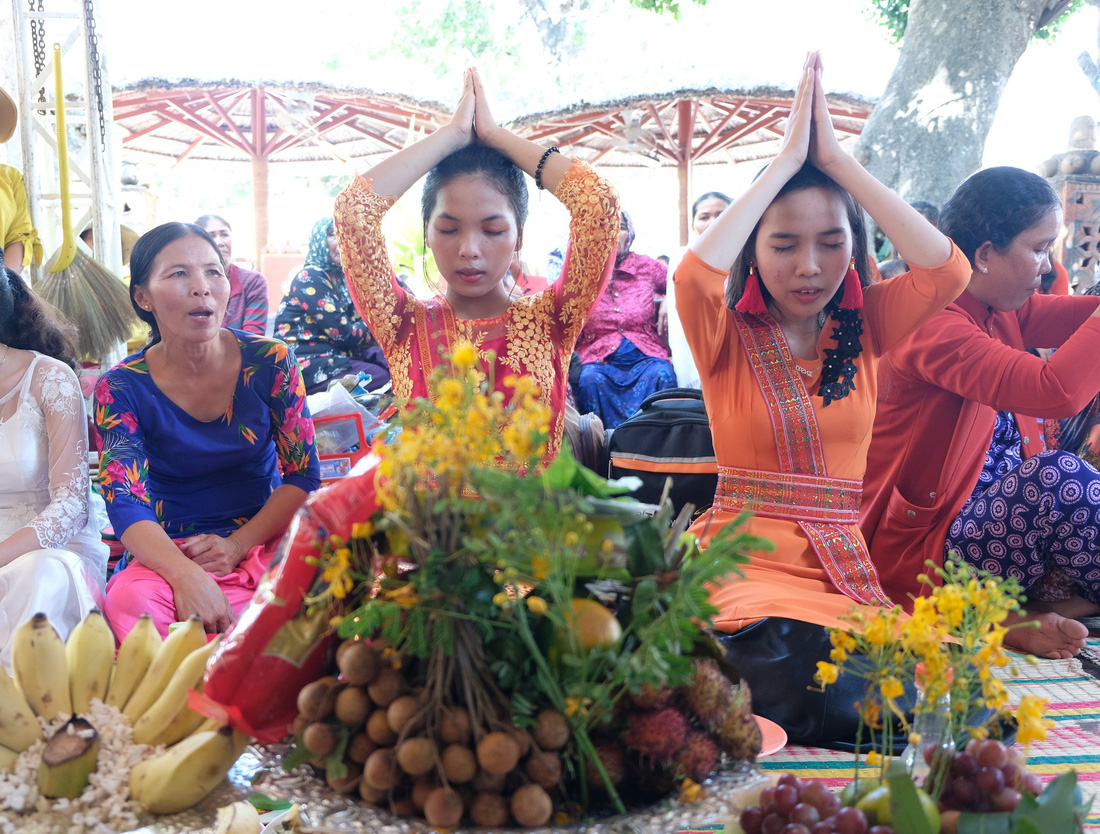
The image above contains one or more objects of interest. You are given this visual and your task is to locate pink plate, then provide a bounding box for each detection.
[754,714,787,757]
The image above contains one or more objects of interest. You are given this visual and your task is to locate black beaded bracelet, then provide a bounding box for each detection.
[534,146,560,191]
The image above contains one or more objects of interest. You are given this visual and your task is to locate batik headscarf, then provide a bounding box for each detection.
[305,218,342,276]
[616,210,636,266]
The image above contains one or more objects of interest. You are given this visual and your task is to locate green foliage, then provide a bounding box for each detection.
[627,0,707,17]
[867,0,1084,44]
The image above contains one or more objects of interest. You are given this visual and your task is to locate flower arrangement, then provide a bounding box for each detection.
[285,345,772,828]
[808,557,1088,834]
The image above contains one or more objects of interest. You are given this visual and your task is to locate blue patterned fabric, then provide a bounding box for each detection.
[574,338,676,430]
[946,449,1100,606]
[967,411,1024,505]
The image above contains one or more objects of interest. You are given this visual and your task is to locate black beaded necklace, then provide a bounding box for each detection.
[818,308,864,406]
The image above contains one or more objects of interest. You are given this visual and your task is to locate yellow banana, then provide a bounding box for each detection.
[213,799,262,834]
[123,617,205,724]
[131,637,220,746]
[129,725,245,814]
[0,663,43,751]
[66,610,115,715]
[12,613,71,720]
[0,745,17,772]
[105,614,162,710]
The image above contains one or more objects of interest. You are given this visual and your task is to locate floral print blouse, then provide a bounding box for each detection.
[94,331,321,548]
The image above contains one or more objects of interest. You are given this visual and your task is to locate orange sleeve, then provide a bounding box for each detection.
[672,249,734,379]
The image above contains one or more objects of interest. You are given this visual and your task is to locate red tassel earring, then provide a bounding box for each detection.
[839,257,864,309]
[736,263,768,315]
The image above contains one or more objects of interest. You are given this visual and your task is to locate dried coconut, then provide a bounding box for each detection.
[0,699,162,834]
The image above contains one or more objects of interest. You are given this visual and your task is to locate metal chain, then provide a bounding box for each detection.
[30,0,46,108]
[84,0,107,152]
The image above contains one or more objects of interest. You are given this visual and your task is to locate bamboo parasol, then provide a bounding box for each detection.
[37,44,135,361]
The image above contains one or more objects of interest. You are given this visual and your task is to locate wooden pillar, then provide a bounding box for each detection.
[250,86,269,259]
[252,154,270,260]
[677,100,694,246]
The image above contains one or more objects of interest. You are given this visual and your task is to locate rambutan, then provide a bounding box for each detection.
[585,738,627,788]
[675,731,720,782]
[622,706,689,762]
[715,688,762,761]
[629,682,673,710]
[681,658,734,729]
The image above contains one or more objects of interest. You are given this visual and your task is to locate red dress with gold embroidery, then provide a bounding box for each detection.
[333,161,619,463]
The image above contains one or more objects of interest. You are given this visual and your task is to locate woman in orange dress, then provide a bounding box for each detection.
[675,54,970,746]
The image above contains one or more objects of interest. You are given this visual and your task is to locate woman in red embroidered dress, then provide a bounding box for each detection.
[675,53,970,747]
[334,69,619,465]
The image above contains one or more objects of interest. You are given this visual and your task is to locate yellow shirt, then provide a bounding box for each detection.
[0,165,41,268]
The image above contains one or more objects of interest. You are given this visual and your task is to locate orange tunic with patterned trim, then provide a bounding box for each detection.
[333,161,619,463]
[675,246,970,633]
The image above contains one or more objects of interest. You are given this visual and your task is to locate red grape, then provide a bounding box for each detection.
[976,739,1009,770]
[977,765,1005,793]
[951,776,979,808]
[790,802,821,828]
[991,786,1021,812]
[811,822,838,834]
[741,806,765,834]
[760,786,777,810]
[868,827,895,834]
[763,813,788,834]
[801,779,832,811]
[951,752,979,777]
[1001,762,1020,788]
[964,738,980,756]
[774,784,800,815]
[781,825,812,834]
[834,806,869,834]
[778,773,805,792]
[1020,772,1043,796]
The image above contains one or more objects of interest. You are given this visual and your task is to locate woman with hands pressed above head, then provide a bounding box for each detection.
[94,223,321,641]
[334,68,620,466]
[675,53,970,747]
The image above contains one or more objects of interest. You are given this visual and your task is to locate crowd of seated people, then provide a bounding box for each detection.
[7,60,1100,756]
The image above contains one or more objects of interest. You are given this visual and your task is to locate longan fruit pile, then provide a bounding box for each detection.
[290,638,574,828]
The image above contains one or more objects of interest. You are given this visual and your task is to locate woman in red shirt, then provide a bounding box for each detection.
[862,166,1100,659]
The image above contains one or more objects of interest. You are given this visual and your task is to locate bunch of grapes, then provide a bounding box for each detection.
[934,738,1039,814]
[739,775,893,834]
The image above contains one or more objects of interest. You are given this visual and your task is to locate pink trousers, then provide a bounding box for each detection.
[104,543,272,642]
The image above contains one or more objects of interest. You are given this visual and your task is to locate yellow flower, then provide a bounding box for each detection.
[321,547,354,600]
[452,342,478,369]
[564,696,592,717]
[526,596,548,616]
[863,615,889,648]
[866,750,882,766]
[1015,694,1053,748]
[815,661,839,686]
[679,779,702,803]
[880,676,904,701]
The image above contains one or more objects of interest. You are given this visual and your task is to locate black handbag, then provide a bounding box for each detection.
[606,388,717,516]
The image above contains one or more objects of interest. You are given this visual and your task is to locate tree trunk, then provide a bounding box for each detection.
[853,0,1066,206]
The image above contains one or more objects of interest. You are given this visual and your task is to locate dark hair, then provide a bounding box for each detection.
[726,163,873,406]
[421,144,528,231]
[939,167,1061,268]
[908,200,940,228]
[726,163,873,311]
[691,191,732,220]
[194,214,230,230]
[877,258,909,280]
[129,222,222,345]
[0,268,78,366]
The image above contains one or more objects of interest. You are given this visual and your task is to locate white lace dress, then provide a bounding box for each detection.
[0,352,107,669]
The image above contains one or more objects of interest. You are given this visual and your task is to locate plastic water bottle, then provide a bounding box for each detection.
[901,675,956,786]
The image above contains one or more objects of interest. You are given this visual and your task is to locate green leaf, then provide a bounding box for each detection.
[1012,771,1084,833]
[247,793,294,811]
[958,811,1012,834]
[887,774,934,834]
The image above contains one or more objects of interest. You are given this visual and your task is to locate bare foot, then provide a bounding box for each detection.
[1003,609,1088,659]
[1033,594,1100,621]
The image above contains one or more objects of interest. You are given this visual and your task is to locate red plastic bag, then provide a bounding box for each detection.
[195,455,381,742]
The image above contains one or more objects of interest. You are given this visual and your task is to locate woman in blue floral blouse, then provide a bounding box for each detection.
[94,222,321,641]
[274,217,390,393]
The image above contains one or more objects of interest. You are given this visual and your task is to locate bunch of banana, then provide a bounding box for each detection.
[0,610,253,814]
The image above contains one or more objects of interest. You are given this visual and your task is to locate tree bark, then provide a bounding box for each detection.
[854,0,1072,206]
